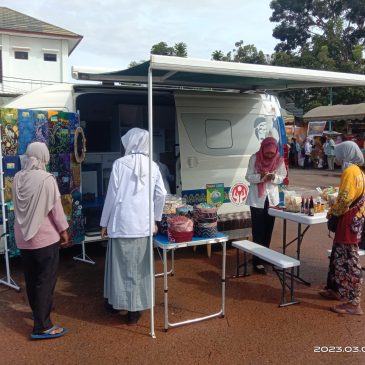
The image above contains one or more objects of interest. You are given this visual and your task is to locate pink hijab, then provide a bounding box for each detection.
[255,137,283,198]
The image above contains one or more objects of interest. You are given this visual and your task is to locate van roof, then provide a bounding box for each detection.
[72,54,365,91]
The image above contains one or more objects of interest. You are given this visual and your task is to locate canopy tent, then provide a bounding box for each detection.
[303,103,365,121]
[72,55,365,91]
[72,55,365,338]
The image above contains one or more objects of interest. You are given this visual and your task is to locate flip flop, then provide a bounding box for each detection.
[31,326,68,340]
[330,303,364,315]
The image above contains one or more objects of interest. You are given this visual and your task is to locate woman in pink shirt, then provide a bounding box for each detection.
[13,142,70,340]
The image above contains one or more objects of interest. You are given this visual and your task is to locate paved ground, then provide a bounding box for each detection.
[1,168,365,365]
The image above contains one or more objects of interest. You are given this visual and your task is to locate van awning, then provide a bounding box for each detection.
[303,103,365,121]
[72,55,365,91]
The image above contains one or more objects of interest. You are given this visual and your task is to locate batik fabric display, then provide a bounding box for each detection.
[167,215,194,242]
[0,108,85,256]
[1,109,19,155]
[193,203,218,238]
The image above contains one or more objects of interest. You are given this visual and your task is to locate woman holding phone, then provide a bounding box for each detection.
[245,137,287,274]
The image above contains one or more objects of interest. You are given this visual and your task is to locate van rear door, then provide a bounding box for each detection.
[175,92,286,214]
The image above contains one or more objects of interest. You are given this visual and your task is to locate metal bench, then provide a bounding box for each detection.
[232,240,300,307]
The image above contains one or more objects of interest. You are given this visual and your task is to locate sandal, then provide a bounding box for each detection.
[31,326,68,340]
[330,303,363,315]
[319,289,341,300]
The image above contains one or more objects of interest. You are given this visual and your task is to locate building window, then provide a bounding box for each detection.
[44,53,57,62]
[15,51,28,60]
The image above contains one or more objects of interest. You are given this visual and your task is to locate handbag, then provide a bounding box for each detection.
[327,215,339,233]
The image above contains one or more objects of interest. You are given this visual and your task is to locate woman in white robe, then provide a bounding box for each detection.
[100,128,166,325]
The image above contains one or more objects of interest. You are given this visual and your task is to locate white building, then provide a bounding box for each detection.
[0,6,82,104]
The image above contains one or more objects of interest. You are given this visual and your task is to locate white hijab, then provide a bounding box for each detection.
[121,128,149,193]
[334,141,364,171]
[13,142,60,241]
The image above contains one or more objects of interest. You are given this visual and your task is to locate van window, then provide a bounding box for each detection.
[181,112,278,156]
[44,53,57,62]
[205,119,232,149]
[15,51,28,60]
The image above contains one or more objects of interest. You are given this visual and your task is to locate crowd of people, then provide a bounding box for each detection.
[10,130,365,341]
[288,135,341,170]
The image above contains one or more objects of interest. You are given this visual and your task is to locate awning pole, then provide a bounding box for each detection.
[148,65,156,339]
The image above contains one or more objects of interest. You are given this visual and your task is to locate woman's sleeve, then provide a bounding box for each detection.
[50,198,69,232]
[330,168,357,216]
[245,155,261,184]
[154,167,167,221]
[100,162,119,227]
[272,160,287,185]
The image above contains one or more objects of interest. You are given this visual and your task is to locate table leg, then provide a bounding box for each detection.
[297,223,301,278]
[221,241,226,317]
[283,219,287,254]
[163,249,169,331]
[207,244,212,258]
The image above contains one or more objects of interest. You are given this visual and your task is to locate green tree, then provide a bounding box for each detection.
[211,41,267,64]
[151,41,188,57]
[270,0,365,110]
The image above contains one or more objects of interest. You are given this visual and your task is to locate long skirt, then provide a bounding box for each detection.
[104,237,153,311]
[326,243,363,305]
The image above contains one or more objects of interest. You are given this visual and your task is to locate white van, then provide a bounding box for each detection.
[6,55,365,239]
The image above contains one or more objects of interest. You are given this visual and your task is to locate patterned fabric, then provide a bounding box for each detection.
[70,190,84,244]
[61,194,73,220]
[1,108,19,155]
[326,243,363,305]
[17,110,35,154]
[6,208,20,258]
[49,154,71,195]
[48,111,69,154]
[32,110,49,144]
[4,176,14,202]
[330,165,364,216]
[70,154,81,191]
[3,156,21,177]
[69,113,79,153]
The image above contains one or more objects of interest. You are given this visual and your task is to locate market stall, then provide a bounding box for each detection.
[0,108,87,291]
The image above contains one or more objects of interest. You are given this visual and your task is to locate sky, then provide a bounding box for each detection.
[5,0,278,75]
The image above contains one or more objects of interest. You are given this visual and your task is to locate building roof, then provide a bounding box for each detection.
[303,103,365,121]
[0,7,82,54]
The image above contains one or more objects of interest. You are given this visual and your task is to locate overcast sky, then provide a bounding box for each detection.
[5,0,278,75]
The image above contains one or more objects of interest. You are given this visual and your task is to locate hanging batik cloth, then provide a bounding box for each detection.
[70,154,81,192]
[32,110,49,144]
[4,176,14,203]
[17,110,35,154]
[48,111,69,154]
[69,113,79,153]
[6,206,20,257]
[70,190,84,243]
[61,194,73,220]
[1,108,19,155]
[49,153,71,195]
[3,156,21,177]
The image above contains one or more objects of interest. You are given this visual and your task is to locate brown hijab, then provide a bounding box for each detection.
[13,142,60,241]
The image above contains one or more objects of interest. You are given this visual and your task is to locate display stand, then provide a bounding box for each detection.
[0,124,20,291]
[73,241,95,265]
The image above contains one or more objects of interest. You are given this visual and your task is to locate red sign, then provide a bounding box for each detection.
[229,183,249,206]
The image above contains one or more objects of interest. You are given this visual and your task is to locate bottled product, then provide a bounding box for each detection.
[301,197,305,214]
[309,196,314,216]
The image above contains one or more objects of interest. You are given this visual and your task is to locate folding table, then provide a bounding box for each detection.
[268,208,328,286]
[154,233,228,331]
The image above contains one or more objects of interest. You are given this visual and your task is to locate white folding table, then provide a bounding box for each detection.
[268,208,328,286]
[154,233,228,331]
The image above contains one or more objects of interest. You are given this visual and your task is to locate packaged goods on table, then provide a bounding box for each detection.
[167,215,194,242]
[193,203,218,238]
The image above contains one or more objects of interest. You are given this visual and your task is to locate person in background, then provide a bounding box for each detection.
[245,137,287,274]
[100,128,166,326]
[320,141,364,315]
[304,138,312,169]
[325,135,336,170]
[153,152,174,194]
[13,142,70,340]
